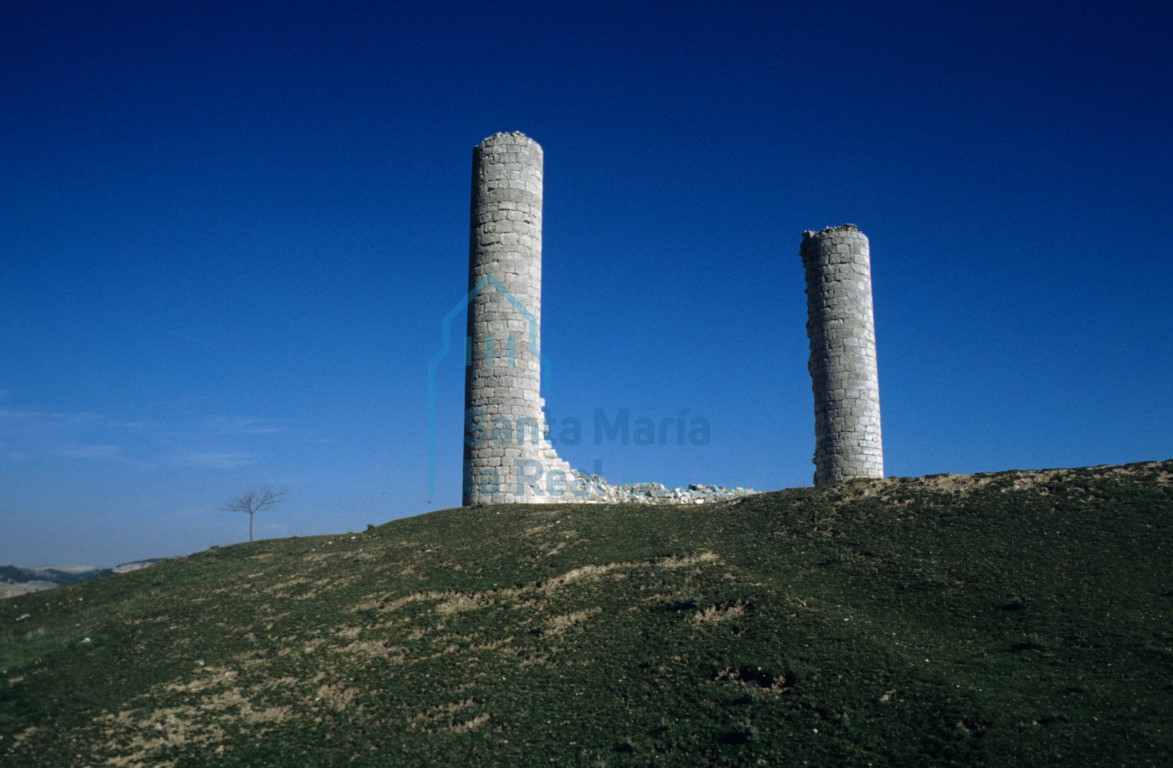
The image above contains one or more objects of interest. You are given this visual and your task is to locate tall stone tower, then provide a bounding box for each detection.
[800,224,884,485]
[463,132,583,505]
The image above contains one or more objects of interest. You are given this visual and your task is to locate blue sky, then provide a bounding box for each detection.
[2,1,1169,566]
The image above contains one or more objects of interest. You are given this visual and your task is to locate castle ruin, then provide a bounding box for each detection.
[459,132,880,503]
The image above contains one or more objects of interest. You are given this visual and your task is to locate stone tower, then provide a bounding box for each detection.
[463,132,585,505]
[800,224,884,485]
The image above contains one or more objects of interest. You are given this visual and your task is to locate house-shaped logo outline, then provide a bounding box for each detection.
[426,273,552,497]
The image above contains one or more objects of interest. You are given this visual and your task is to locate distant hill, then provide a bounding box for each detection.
[0,561,161,600]
[1,462,1169,766]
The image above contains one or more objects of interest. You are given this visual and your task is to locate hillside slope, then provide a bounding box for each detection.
[1,462,1170,767]
[0,566,114,600]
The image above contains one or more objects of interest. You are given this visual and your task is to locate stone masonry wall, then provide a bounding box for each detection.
[800,224,884,485]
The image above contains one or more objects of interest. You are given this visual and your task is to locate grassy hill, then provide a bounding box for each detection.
[1,462,1169,767]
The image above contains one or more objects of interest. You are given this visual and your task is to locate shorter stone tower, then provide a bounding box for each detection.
[800,224,884,485]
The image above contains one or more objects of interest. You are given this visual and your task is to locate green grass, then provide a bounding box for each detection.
[1,462,1170,766]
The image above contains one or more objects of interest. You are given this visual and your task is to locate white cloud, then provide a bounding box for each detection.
[0,404,283,471]
[204,416,290,436]
[170,450,256,470]
[0,442,29,461]
[0,409,141,464]
[0,408,154,433]
[53,443,131,462]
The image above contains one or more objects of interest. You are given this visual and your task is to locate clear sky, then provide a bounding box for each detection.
[2,1,1169,566]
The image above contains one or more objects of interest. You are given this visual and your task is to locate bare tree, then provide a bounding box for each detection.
[221,486,286,542]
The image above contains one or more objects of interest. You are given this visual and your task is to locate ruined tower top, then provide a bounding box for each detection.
[802,223,859,240]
